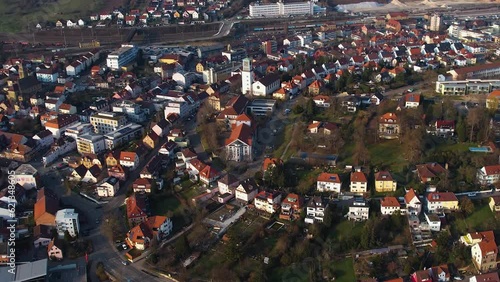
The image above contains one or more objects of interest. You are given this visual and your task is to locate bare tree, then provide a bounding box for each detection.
[467,107,482,143]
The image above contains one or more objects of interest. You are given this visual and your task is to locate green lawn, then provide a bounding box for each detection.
[455,203,495,234]
[149,194,182,217]
[0,0,104,32]
[329,219,364,243]
[333,258,356,282]
[273,123,294,159]
[368,140,409,173]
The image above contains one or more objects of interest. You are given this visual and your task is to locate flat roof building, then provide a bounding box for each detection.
[106,44,138,70]
[246,99,276,116]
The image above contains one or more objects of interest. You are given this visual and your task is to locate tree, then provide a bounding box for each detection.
[304,98,316,120]
[173,235,190,259]
[456,116,467,142]
[467,107,482,142]
[460,197,475,216]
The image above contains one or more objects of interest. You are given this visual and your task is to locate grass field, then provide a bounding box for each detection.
[368,140,409,173]
[0,0,104,32]
[454,202,496,234]
[333,258,356,282]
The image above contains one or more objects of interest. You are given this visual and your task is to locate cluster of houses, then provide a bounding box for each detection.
[39,0,230,28]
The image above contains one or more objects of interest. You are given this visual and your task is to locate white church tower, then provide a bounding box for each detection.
[241,57,253,95]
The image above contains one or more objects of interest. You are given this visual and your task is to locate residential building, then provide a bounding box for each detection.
[36,68,59,83]
[69,164,101,183]
[254,190,282,214]
[316,172,341,193]
[436,79,500,96]
[76,134,105,155]
[106,44,138,70]
[489,196,500,212]
[379,112,400,139]
[47,238,64,260]
[126,193,150,226]
[416,163,447,183]
[305,196,328,224]
[217,174,239,203]
[112,100,147,123]
[405,188,422,216]
[429,13,442,31]
[350,170,368,194]
[487,90,500,109]
[477,165,500,186]
[469,272,500,282]
[34,188,59,226]
[64,122,94,140]
[199,165,220,186]
[143,132,160,150]
[14,164,40,190]
[279,193,303,221]
[90,112,127,134]
[33,225,53,247]
[405,93,421,108]
[235,178,258,203]
[434,120,455,137]
[133,178,152,193]
[374,171,397,192]
[44,114,80,138]
[249,1,314,18]
[96,177,120,197]
[104,123,144,150]
[426,192,459,213]
[447,61,500,80]
[55,209,80,238]
[471,232,498,273]
[348,198,369,221]
[119,151,139,170]
[380,197,402,215]
[125,222,153,250]
[225,124,253,162]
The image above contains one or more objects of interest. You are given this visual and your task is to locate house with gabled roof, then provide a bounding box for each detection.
[126,193,150,226]
[378,112,400,139]
[477,164,500,186]
[380,196,403,215]
[217,174,239,203]
[235,178,258,203]
[279,193,303,221]
[108,164,126,181]
[426,192,458,213]
[305,196,328,224]
[48,238,64,260]
[350,170,368,194]
[254,190,282,214]
[416,162,447,183]
[374,171,397,192]
[120,151,139,170]
[34,188,59,226]
[405,188,421,216]
[317,172,341,193]
[199,165,220,186]
[133,178,153,193]
[467,230,498,272]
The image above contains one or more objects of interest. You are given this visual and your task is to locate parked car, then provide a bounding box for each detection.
[122,260,129,265]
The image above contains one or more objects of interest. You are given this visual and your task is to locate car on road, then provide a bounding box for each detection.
[122,243,129,250]
[122,260,129,266]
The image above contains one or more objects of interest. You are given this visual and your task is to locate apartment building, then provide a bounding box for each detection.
[90,112,127,134]
[106,44,138,70]
[55,209,80,238]
[477,164,500,186]
[435,79,500,95]
[249,1,314,18]
[254,191,282,214]
[348,198,369,221]
[76,134,106,154]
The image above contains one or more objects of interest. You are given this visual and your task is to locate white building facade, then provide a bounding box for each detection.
[55,209,80,238]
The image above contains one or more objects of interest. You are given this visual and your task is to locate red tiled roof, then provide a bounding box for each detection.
[381,196,400,207]
[225,123,252,146]
[351,171,367,182]
[404,188,419,204]
[426,192,458,202]
[375,171,393,181]
[318,172,340,183]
